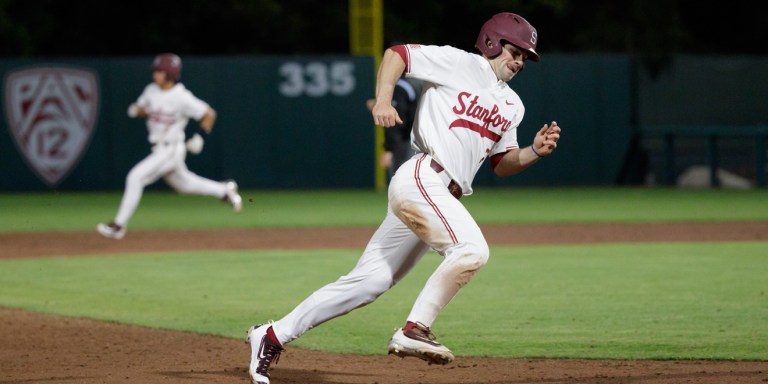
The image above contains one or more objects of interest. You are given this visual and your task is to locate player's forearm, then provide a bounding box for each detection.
[199,109,216,132]
[375,49,406,105]
[493,147,540,176]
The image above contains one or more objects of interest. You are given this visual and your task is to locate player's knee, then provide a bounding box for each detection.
[448,241,489,271]
[468,242,490,269]
[125,169,145,186]
[340,273,393,304]
[161,176,184,192]
[440,242,489,289]
[361,274,395,300]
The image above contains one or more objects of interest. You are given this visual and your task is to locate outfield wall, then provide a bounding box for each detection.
[10,54,761,191]
[1,56,377,191]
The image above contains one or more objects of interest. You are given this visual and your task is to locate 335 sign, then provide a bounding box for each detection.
[278,61,355,97]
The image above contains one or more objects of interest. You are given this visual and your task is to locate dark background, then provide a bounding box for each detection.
[2,0,766,190]
[2,0,766,68]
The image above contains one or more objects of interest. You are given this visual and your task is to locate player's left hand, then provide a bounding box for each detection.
[532,121,561,157]
[186,133,204,154]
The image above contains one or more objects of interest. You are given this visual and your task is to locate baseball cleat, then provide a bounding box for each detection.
[387,322,454,365]
[224,180,242,213]
[246,323,283,384]
[96,222,125,240]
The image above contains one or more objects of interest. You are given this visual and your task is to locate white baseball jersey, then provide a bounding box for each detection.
[135,82,210,144]
[404,44,524,195]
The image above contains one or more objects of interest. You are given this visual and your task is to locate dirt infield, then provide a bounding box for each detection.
[2,222,767,383]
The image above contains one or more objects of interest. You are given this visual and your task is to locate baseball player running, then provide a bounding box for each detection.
[97,53,242,240]
[247,12,561,384]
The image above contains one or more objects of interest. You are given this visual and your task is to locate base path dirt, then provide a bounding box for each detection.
[2,222,768,383]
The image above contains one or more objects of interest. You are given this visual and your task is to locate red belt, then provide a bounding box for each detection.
[430,159,463,200]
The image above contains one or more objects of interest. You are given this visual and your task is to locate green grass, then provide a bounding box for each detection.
[0,187,766,360]
[0,242,765,360]
[1,187,767,232]
[0,189,390,232]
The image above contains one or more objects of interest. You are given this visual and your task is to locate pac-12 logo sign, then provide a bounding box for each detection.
[4,66,99,187]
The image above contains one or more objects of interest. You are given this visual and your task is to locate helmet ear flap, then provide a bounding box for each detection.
[477,33,503,58]
[484,37,495,50]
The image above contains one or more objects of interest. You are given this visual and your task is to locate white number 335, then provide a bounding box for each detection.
[278,61,355,98]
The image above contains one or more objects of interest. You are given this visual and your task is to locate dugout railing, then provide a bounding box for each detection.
[642,125,768,187]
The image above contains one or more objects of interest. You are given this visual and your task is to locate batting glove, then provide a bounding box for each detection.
[185,133,204,154]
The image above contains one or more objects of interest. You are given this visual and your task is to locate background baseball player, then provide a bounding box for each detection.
[97,53,242,240]
[246,12,561,384]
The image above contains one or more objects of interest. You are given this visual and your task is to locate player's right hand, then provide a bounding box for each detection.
[372,101,403,128]
[127,103,141,118]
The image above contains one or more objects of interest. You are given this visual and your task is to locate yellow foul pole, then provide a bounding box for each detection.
[349,0,385,191]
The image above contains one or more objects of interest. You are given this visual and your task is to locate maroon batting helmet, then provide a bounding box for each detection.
[475,13,540,62]
[152,53,182,81]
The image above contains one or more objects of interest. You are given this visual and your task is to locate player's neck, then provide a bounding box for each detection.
[156,80,176,90]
